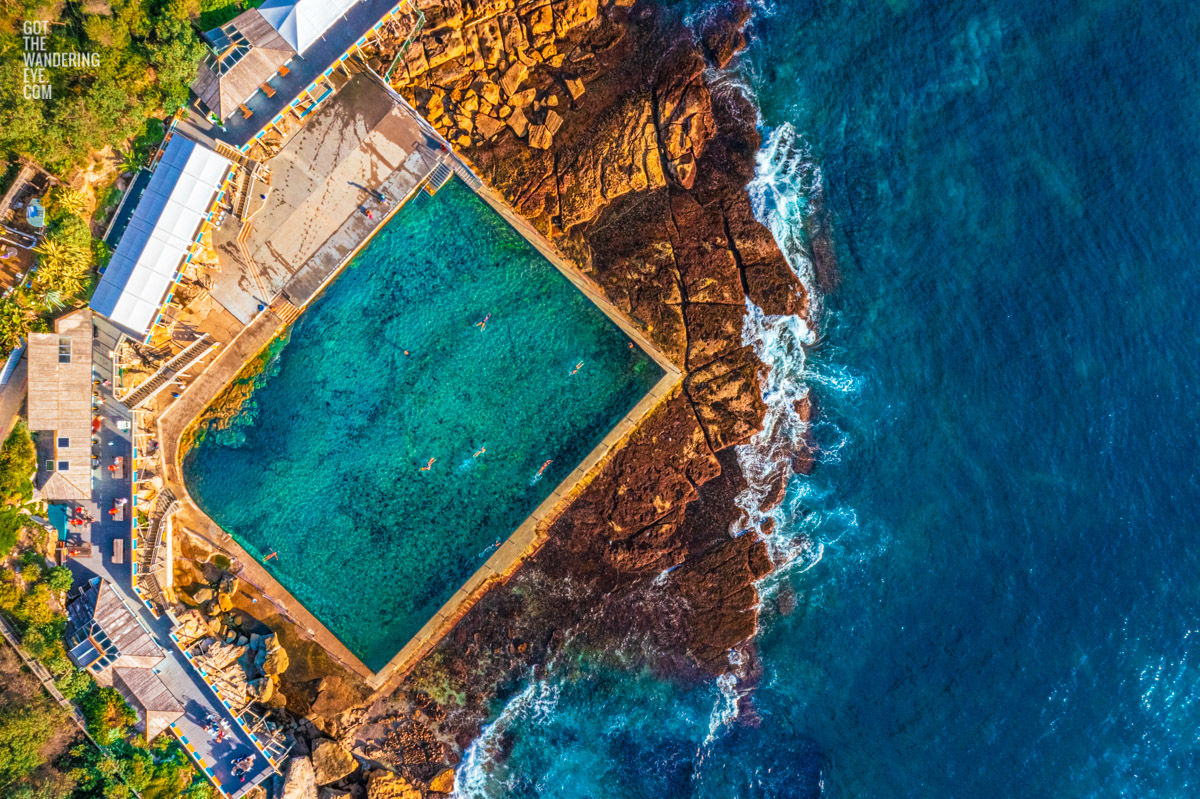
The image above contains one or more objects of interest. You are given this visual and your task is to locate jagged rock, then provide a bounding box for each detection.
[544,109,563,135]
[553,0,598,37]
[218,593,233,613]
[311,738,359,786]
[475,115,505,140]
[247,676,276,703]
[500,61,528,96]
[525,3,553,35]
[684,346,767,450]
[565,76,585,100]
[281,756,317,799]
[480,81,501,105]
[426,29,465,69]
[527,124,552,149]
[700,0,752,68]
[367,770,421,799]
[262,641,290,676]
[430,769,455,793]
[453,113,475,133]
[192,586,214,604]
[218,574,238,596]
[200,641,245,671]
[506,107,529,137]
[508,87,536,108]
[545,93,559,107]
[556,93,666,228]
[654,45,716,189]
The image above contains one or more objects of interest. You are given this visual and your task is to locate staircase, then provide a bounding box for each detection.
[136,489,179,605]
[425,161,453,195]
[121,335,213,409]
[449,158,483,191]
[270,298,302,325]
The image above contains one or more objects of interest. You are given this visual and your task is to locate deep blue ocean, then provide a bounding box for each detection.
[452,1,1200,796]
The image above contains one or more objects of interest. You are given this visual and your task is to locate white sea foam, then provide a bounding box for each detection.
[703,672,742,746]
[732,121,869,591]
[452,677,561,799]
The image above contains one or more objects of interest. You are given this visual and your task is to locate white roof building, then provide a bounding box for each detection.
[91,135,230,339]
[257,0,361,52]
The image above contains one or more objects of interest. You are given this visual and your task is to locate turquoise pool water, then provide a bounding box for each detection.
[183,180,664,671]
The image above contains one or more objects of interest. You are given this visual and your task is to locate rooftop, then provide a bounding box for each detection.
[90,135,231,339]
[27,308,94,501]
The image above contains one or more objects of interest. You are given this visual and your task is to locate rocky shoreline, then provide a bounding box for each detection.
[283,0,816,794]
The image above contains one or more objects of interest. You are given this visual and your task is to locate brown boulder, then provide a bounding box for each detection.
[430,768,455,793]
[700,0,752,68]
[367,770,421,799]
[311,738,359,786]
[281,756,317,799]
[527,124,553,150]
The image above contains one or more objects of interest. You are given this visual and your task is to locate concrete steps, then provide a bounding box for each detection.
[425,161,453,195]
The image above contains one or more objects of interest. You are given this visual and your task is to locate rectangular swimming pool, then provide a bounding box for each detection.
[183,179,665,671]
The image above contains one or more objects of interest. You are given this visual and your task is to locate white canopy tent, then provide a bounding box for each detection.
[257,0,361,53]
[90,136,230,339]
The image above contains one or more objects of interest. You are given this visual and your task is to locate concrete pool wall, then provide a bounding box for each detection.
[158,172,681,688]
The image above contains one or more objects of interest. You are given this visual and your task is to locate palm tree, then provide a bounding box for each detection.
[117,149,141,175]
[52,188,89,218]
[32,238,89,297]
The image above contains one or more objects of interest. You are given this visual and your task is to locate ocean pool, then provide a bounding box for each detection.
[183,180,664,671]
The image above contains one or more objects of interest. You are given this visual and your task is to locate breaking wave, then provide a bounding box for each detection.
[452,678,562,799]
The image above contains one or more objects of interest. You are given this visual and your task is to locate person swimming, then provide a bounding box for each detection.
[570,360,584,375]
[420,457,436,471]
[537,459,552,477]
[474,313,492,331]
[473,446,487,458]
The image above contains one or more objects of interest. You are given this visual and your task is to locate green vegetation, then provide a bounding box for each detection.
[0,423,35,555]
[0,540,212,798]
[0,0,207,175]
[0,187,110,356]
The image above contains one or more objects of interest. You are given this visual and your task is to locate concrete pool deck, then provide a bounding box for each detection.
[152,75,682,689]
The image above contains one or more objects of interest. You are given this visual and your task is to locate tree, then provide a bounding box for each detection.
[79,686,137,746]
[17,584,56,626]
[32,234,91,298]
[45,566,73,594]
[0,297,31,357]
[0,509,20,558]
[55,669,93,701]
[0,702,64,791]
[0,423,35,503]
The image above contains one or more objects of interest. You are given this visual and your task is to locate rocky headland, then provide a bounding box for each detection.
[280,0,819,794]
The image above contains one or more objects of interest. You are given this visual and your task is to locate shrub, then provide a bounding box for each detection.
[79,686,137,746]
[0,423,36,503]
[44,566,72,594]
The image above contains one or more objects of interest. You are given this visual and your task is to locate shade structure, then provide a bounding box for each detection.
[257,0,361,52]
[90,136,230,338]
